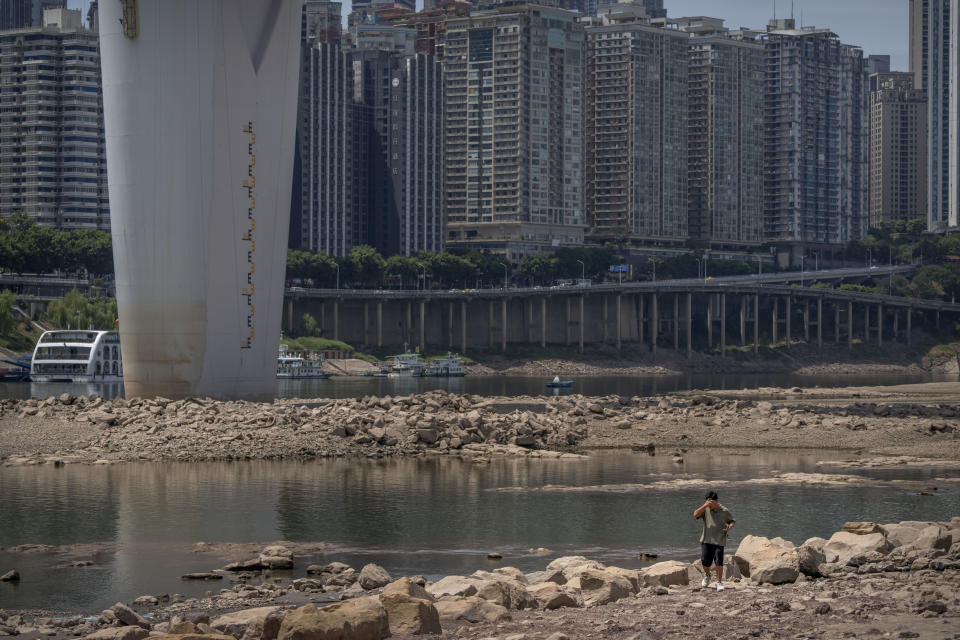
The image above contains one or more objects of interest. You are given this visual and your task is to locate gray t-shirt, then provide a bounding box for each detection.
[698,504,735,546]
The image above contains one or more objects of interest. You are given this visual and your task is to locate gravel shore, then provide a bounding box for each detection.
[1,383,959,466]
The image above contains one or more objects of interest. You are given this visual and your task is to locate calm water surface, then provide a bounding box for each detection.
[1,453,958,612]
[0,371,951,401]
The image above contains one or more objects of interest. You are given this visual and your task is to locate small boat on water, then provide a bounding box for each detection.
[420,353,467,377]
[546,375,573,388]
[379,353,426,377]
[277,345,331,379]
[31,330,122,383]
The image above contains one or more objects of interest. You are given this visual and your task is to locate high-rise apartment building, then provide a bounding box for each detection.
[762,19,868,251]
[951,0,960,229]
[444,2,585,260]
[297,2,444,257]
[677,16,764,248]
[910,0,954,229]
[583,2,688,245]
[0,0,64,31]
[869,72,928,226]
[0,7,108,230]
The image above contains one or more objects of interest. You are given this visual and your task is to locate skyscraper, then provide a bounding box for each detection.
[678,17,764,248]
[444,2,585,260]
[762,19,868,255]
[583,2,688,244]
[910,0,954,229]
[0,0,63,31]
[869,72,927,226]
[0,7,109,229]
[297,2,444,257]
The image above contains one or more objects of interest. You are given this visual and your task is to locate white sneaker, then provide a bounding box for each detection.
[700,576,710,588]
[715,581,724,592]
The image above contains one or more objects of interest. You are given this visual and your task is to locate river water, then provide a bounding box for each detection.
[0,371,952,401]
[1,452,958,613]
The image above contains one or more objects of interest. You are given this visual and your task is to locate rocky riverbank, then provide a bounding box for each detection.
[1,518,958,639]
[2,383,960,465]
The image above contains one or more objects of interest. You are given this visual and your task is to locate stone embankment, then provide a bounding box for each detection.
[2,386,960,465]
[2,518,958,640]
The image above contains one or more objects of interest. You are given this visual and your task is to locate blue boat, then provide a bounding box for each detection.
[1,354,32,382]
[546,376,573,389]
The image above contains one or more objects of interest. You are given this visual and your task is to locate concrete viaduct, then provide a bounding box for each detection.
[283,266,960,356]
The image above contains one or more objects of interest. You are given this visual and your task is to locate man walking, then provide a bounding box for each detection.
[693,491,735,591]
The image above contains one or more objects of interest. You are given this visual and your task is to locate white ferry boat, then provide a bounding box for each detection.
[380,353,426,377]
[277,345,331,379]
[30,330,123,383]
[420,353,467,377]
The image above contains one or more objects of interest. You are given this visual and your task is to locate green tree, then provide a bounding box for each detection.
[424,251,475,286]
[345,245,385,287]
[519,253,558,284]
[43,289,118,330]
[385,255,419,287]
[301,313,319,337]
[0,290,16,338]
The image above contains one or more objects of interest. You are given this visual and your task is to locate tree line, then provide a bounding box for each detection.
[0,213,113,276]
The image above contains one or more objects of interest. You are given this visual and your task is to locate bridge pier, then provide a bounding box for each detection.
[488,302,495,349]
[541,297,547,349]
[617,294,623,351]
[461,301,467,353]
[286,298,294,333]
[448,302,455,349]
[651,294,658,355]
[602,296,609,344]
[502,299,507,353]
[803,300,810,343]
[893,307,899,342]
[835,302,841,344]
[817,297,823,349]
[785,296,791,348]
[864,304,871,344]
[638,295,645,346]
[907,307,912,345]
[333,301,339,341]
[420,301,426,350]
[378,302,383,347]
[565,298,572,346]
[363,303,370,347]
[740,295,747,347]
[673,294,679,352]
[753,294,759,353]
[579,295,585,354]
[707,295,713,349]
[772,297,778,344]
[720,293,726,356]
[848,302,853,348]
[877,304,883,346]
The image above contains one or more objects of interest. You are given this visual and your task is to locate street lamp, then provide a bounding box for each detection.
[695,258,702,281]
[576,259,585,282]
[499,261,508,288]
[417,262,426,291]
[335,263,340,291]
[648,257,657,282]
[866,248,872,269]
[800,256,805,288]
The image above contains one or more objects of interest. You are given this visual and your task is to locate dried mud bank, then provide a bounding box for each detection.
[2,519,959,640]
[2,384,960,466]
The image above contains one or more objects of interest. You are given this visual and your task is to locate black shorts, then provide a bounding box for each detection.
[701,542,724,567]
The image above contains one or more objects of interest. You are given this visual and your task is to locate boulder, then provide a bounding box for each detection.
[425,575,479,599]
[111,603,151,630]
[378,593,441,635]
[841,522,883,535]
[525,569,566,585]
[276,599,388,640]
[0,570,19,582]
[884,522,953,553]
[823,531,891,566]
[211,607,286,640]
[797,540,827,576]
[566,569,633,606]
[84,629,150,640]
[546,556,604,572]
[259,546,293,570]
[307,563,350,576]
[224,559,265,572]
[526,583,580,610]
[604,567,641,593]
[733,536,799,585]
[686,558,741,583]
[475,579,535,610]
[493,567,527,583]
[357,564,391,590]
[641,561,689,588]
[147,635,237,640]
[381,577,432,601]
[324,568,357,587]
[434,597,511,624]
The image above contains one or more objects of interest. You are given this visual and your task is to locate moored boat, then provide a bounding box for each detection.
[277,345,331,379]
[420,353,467,377]
[30,331,122,383]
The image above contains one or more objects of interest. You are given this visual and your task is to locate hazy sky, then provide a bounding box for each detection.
[67,0,910,70]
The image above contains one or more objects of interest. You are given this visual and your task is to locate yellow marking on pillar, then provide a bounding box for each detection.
[121,0,139,39]
[240,122,257,350]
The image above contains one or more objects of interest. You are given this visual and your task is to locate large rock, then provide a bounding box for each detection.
[546,556,604,572]
[883,522,953,553]
[434,597,511,624]
[84,628,150,640]
[475,579,535,610]
[733,536,799,585]
[357,564,391,590]
[277,600,388,640]
[110,603,151,630]
[259,546,293,570]
[604,567,641,593]
[525,569,566,585]
[526,583,580,610]
[823,531,891,566]
[566,569,633,606]
[686,558,741,583]
[378,593,441,635]
[211,607,286,640]
[842,522,883,535]
[425,575,479,599]
[381,577,433,601]
[147,636,237,640]
[797,539,828,576]
[641,561,689,588]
